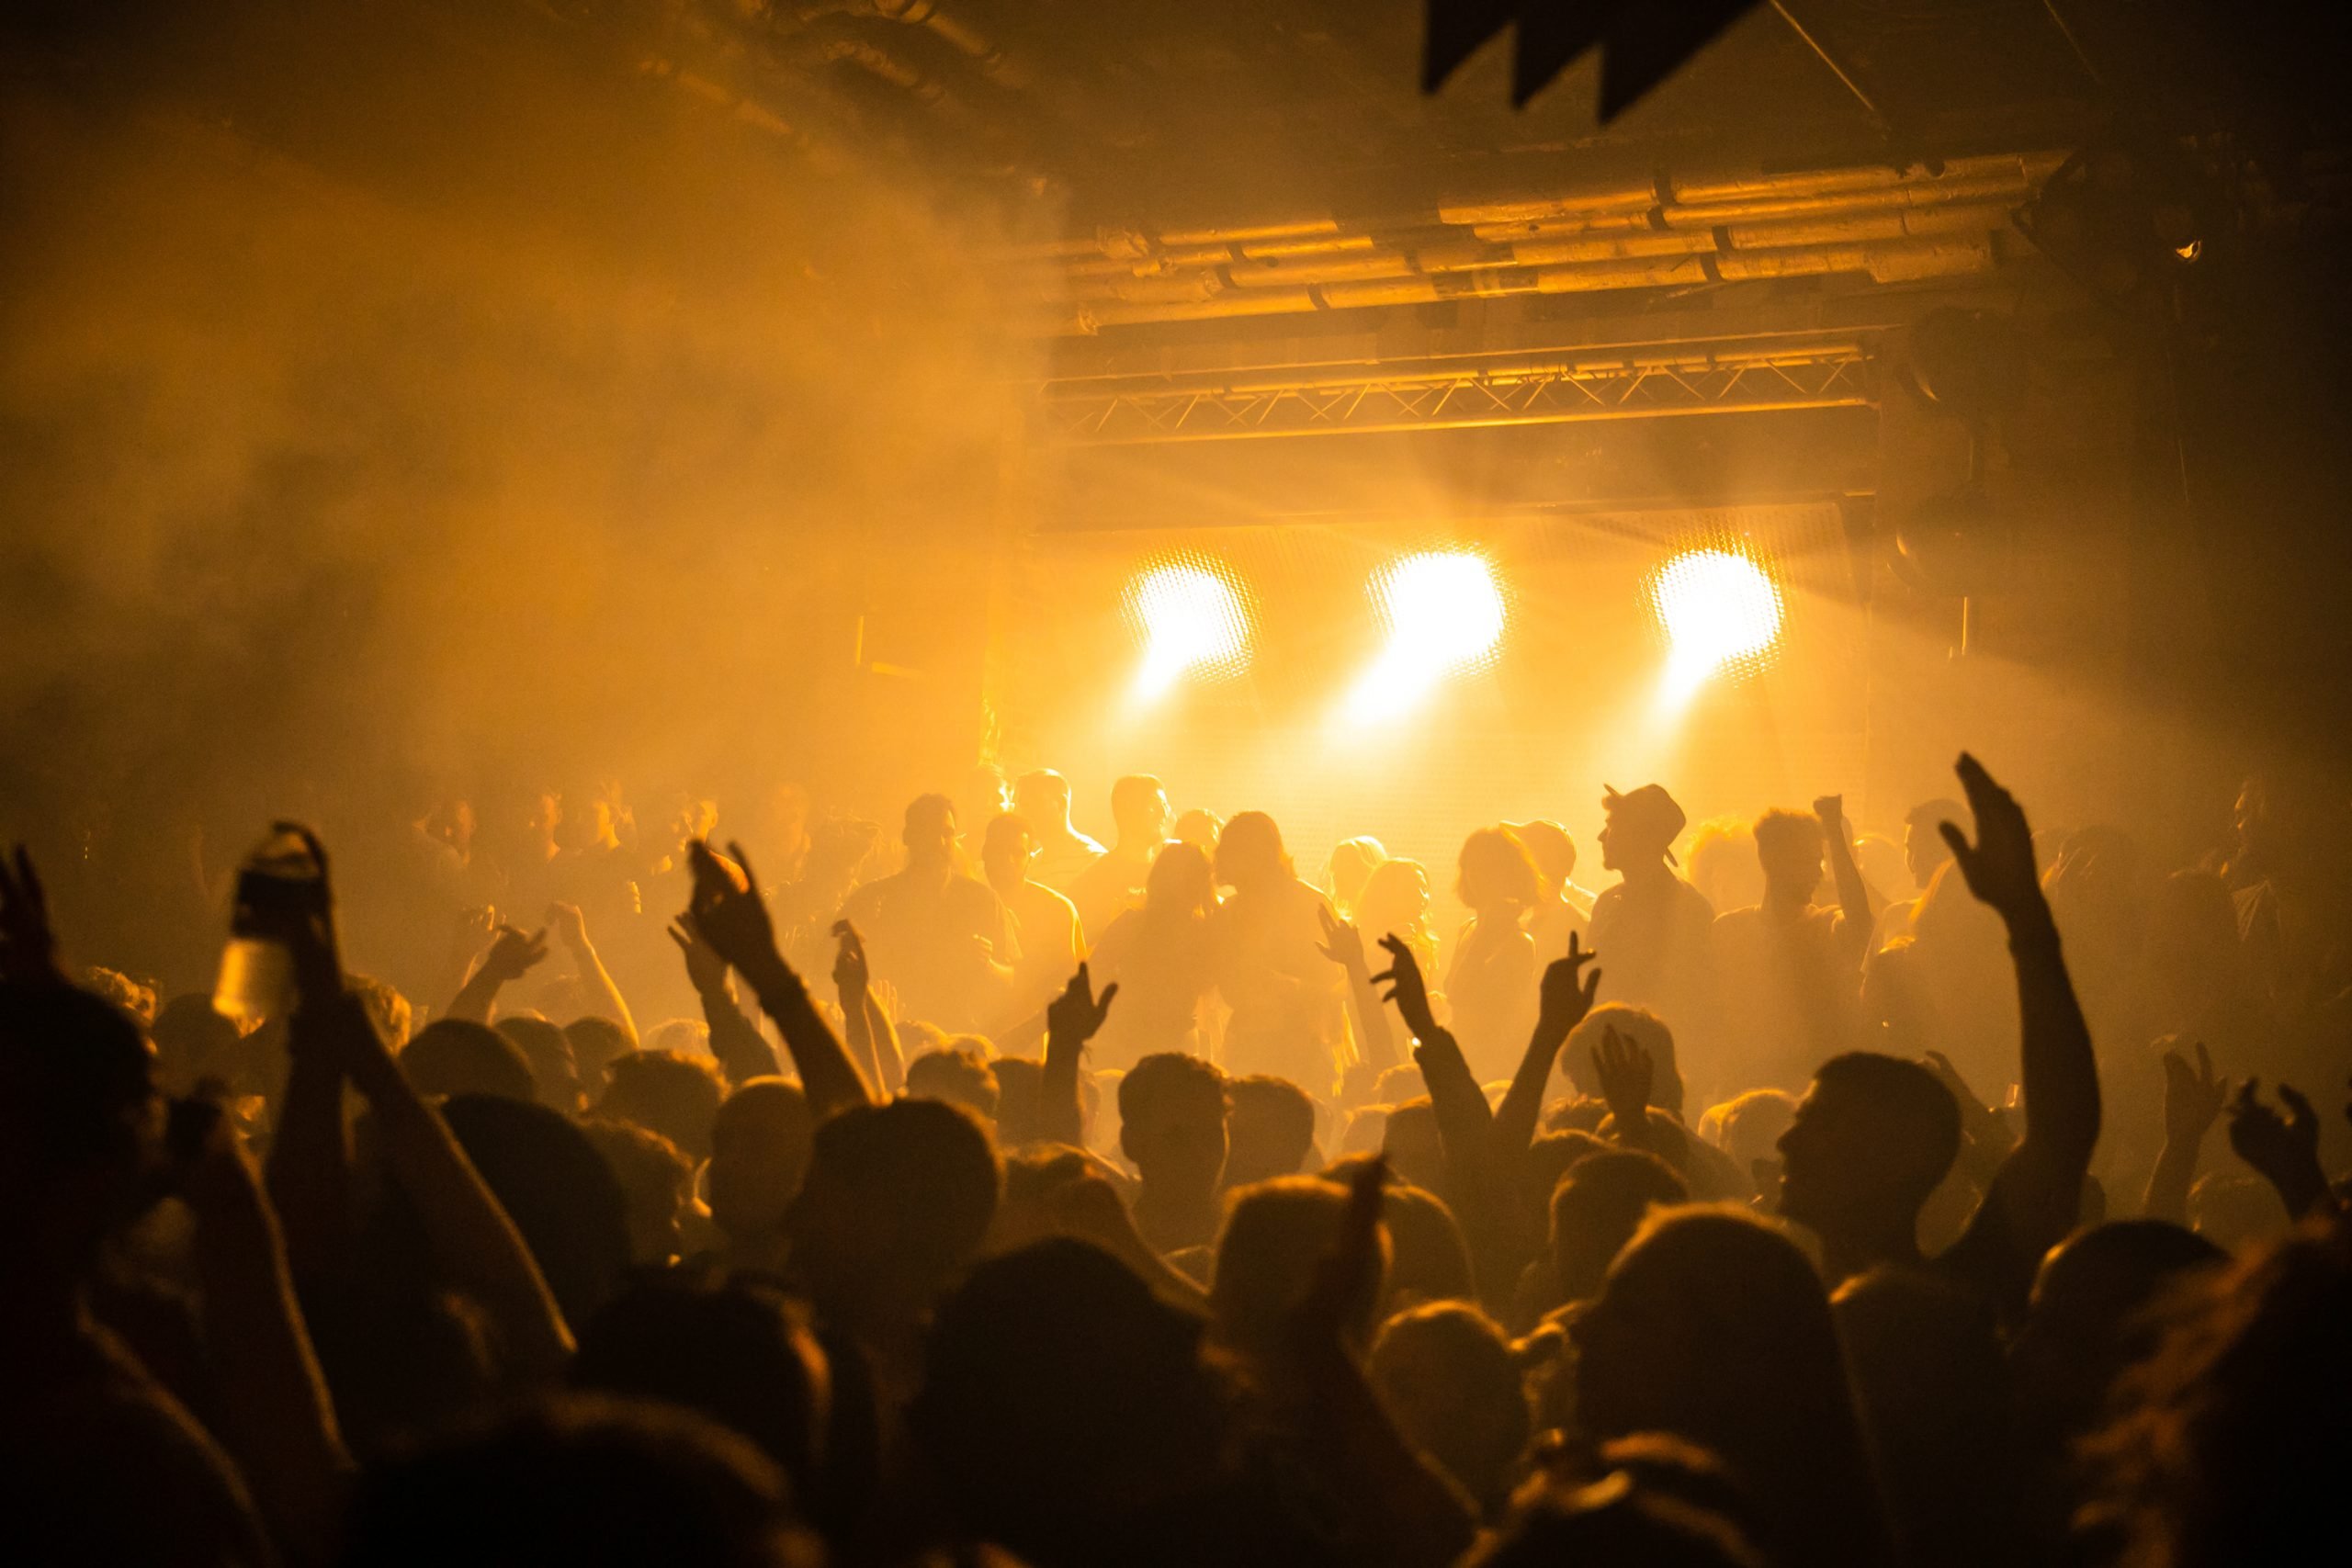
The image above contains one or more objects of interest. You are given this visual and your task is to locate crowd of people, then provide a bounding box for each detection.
[3,750,2347,1568]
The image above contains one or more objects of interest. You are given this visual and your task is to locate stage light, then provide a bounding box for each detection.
[1649,547,1783,694]
[1342,550,1505,720]
[1125,555,1252,700]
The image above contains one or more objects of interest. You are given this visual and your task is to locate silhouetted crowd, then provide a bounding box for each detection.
[4,754,2347,1568]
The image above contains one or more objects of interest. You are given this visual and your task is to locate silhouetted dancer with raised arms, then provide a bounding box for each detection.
[1777,754,2102,1322]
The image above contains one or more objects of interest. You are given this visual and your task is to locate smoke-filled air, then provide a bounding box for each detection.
[3,5,2350,1568]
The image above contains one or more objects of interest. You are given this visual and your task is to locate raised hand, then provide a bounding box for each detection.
[1316,903,1370,976]
[476,923,549,985]
[1813,795,1845,834]
[2161,1041,2228,1149]
[1371,932,1440,1043]
[1592,1024,1654,1126]
[278,824,346,1003]
[666,916,729,999]
[686,839,785,985]
[1537,931,1601,1037]
[2226,1077,2328,1215]
[545,901,591,953]
[452,904,497,953]
[1046,962,1119,1048]
[831,919,871,998]
[1939,752,2046,925]
[0,843,62,985]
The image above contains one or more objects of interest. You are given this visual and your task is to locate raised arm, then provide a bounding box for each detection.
[1373,934,1490,1149]
[2143,1042,2226,1224]
[669,915,778,1085]
[282,829,572,1384]
[1939,754,2102,1305]
[1040,963,1117,1149]
[831,921,903,1096]
[690,840,873,1121]
[330,994,575,1382]
[2225,1077,2334,1220]
[184,1109,351,1564]
[1494,934,1600,1158]
[1317,905,1398,1073]
[1815,794,1874,971]
[1591,1024,1666,1160]
[445,922,549,1023]
[547,901,638,1046]
[1373,932,1530,1309]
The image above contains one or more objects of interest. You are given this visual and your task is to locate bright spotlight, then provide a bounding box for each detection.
[1125,556,1251,701]
[1343,550,1506,721]
[1649,547,1784,695]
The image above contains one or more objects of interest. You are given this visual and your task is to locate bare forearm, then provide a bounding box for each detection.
[567,938,638,1047]
[2006,904,2101,1166]
[445,967,503,1024]
[837,982,886,1094]
[1495,1022,1569,1158]
[746,957,873,1119]
[337,998,571,1381]
[2143,1136,2199,1224]
[1413,1028,1495,1155]
[266,1043,353,1276]
[701,985,779,1085]
[1039,1032,1086,1147]
[865,990,904,1093]
[195,1197,351,1562]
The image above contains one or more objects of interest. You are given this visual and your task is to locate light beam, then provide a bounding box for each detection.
[1125,556,1252,702]
[1342,550,1506,721]
[1649,547,1784,700]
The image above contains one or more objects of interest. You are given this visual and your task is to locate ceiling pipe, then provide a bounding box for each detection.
[1030,152,2058,333]
[1059,234,1995,332]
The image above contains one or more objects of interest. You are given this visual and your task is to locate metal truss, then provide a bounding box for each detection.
[1039,344,1874,445]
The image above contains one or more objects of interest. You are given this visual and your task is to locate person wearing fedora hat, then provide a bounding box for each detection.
[1589,784,1715,1049]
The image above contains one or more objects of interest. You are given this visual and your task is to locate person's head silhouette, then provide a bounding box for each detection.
[1012,771,1076,835]
[900,793,959,873]
[1458,826,1542,917]
[1752,808,1826,908]
[1777,1053,1961,1273]
[1600,784,1686,874]
[1120,1052,1228,1224]
[1573,1207,1892,1568]
[979,812,1038,896]
[1143,840,1216,919]
[1904,798,1967,891]
[1211,1175,1388,1359]
[912,1237,1223,1568]
[1110,774,1171,850]
[708,1078,813,1254]
[0,985,159,1285]
[786,1097,999,1328]
[1214,810,1292,895]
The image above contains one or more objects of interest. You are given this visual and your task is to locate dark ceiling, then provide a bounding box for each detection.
[639,0,2340,228]
[7,0,2339,234]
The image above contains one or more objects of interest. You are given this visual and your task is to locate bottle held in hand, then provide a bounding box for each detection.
[212,828,327,1023]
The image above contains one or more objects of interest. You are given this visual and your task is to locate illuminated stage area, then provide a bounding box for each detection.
[1004,503,1859,899]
